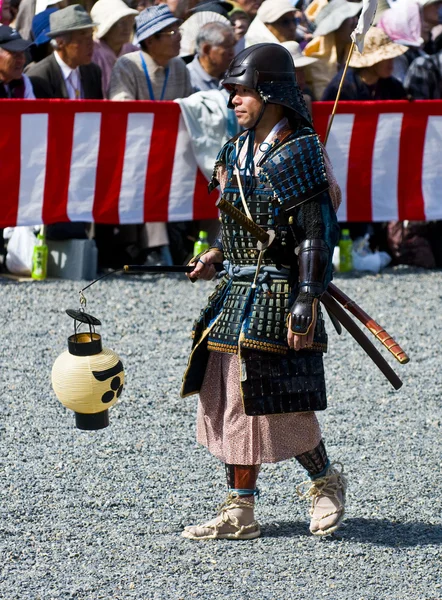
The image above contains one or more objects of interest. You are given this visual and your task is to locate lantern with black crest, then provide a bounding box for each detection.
[51,309,124,430]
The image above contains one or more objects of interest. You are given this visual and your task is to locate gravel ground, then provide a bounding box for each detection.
[0,266,441,600]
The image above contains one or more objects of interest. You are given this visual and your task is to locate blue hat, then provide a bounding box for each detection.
[32,7,58,46]
[136,4,180,44]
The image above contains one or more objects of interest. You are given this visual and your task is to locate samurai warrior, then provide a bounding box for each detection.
[181,43,346,540]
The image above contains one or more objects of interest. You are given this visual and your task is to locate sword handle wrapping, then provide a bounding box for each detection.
[365,321,410,365]
[327,283,410,365]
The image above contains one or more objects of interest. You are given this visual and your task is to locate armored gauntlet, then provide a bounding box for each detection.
[289,239,329,335]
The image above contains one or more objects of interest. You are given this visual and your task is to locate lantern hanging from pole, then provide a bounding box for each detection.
[52,309,124,430]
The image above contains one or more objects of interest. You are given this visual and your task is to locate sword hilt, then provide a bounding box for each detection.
[217,198,270,244]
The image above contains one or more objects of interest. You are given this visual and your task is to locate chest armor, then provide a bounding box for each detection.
[220,175,295,268]
[206,172,327,356]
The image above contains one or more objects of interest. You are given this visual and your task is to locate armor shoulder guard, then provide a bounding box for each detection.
[260,133,329,212]
[208,134,241,193]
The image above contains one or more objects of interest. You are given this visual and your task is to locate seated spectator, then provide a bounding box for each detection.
[9,0,20,28]
[109,4,193,266]
[282,40,318,113]
[293,0,314,45]
[378,0,429,82]
[322,27,408,100]
[110,4,191,100]
[303,0,362,100]
[228,6,250,53]
[180,9,231,59]
[419,0,442,54]
[26,5,102,99]
[404,46,442,97]
[187,21,235,92]
[0,24,35,98]
[28,6,57,65]
[323,27,408,255]
[26,5,102,244]
[91,0,138,96]
[231,0,262,19]
[0,0,12,24]
[245,0,298,47]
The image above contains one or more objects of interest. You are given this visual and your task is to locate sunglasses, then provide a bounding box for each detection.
[275,17,299,27]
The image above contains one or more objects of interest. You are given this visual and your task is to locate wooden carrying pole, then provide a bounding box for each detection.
[323,41,356,146]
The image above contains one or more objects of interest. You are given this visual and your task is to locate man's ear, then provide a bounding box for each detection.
[201,43,212,57]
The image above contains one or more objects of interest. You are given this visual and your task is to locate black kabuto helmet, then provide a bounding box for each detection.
[222,43,312,127]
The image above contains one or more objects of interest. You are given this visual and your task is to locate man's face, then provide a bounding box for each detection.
[335,15,359,44]
[231,14,250,41]
[105,15,135,46]
[231,84,263,129]
[266,11,298,43]
[0,48,25,83]
[147,25,181,61]
[236,0,263,17]
[59,29,94,67]
[1,0,12,24]
[373,58,394,79]
[206,32,236,78]
[423,1,442,28]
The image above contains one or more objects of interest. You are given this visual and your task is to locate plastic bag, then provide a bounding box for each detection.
[352,234,391,274]
[5,226,36,275]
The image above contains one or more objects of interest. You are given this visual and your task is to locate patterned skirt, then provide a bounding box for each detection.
[196,352,322,465]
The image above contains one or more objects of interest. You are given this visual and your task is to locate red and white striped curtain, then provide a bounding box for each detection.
[1,99,442,228]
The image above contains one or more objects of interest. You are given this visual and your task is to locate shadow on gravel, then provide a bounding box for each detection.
[342,518,442,547]
[262,519,442,546]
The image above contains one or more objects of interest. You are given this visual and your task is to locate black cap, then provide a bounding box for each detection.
[0,25,33,51]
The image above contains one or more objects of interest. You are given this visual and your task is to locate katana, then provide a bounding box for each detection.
[216,198,409,387]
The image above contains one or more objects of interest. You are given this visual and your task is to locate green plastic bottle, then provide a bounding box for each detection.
[31,232,48,280]
[193,230,209,256]
[339,229,353,273]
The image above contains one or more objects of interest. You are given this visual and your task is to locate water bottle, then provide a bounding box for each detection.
[31,231,48,280]
[339,229,353,273]
[193,230,209,256]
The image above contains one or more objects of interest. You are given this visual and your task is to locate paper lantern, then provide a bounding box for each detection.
[52,309,124,430]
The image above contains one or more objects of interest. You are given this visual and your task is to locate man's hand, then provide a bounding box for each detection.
[187,249,223,281]
[287,298,318,351]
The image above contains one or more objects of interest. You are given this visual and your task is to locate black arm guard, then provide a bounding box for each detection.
[289,239,329,335]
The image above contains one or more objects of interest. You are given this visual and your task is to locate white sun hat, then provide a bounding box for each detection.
[91,0,138,40]
[282,40,319,68]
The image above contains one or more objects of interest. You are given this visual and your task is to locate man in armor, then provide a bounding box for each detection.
[181,43,346,540]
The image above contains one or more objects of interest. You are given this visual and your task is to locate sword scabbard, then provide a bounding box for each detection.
[328,282,410,365]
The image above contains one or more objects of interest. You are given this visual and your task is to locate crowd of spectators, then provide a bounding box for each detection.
[1,0,442,271]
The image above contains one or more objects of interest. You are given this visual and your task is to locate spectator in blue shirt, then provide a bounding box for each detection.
[187,21,235,92]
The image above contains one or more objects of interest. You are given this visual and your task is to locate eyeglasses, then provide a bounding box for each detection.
[158,29,180,36]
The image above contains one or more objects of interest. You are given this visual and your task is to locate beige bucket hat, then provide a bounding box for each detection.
[91,0,138,39]
[349,27,408,68]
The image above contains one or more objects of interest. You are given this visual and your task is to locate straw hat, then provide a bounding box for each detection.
[282,41,318,68]
[349,27,408,69]
[91,0,138,39]
[313,0,363,37]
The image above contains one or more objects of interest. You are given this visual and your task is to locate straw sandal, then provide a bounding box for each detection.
[182,493,261,540]
[297,463,347,536]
